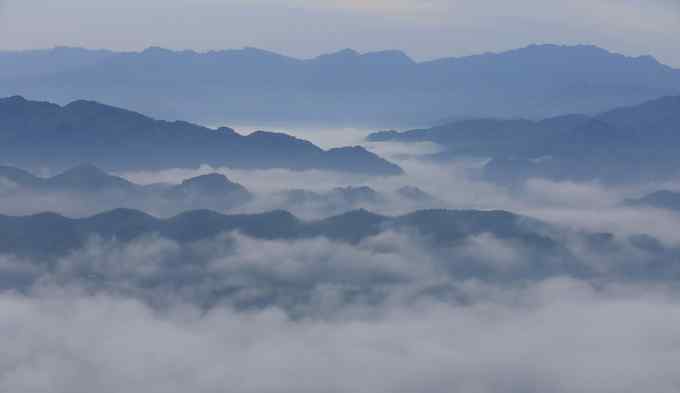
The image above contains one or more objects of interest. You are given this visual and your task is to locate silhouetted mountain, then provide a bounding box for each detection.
[279,186,381,206]
[0,208,557,258]
[164,173,253,209]
[0,164,255,213]
[396,186,437,203]
[272,185,441,216]
[44,164,138,192]
[6,206,673,281]
[370,96,680,183]
[0,164,441,217]
[0,163,136,193]
[2,44,678,124]
[625,190,680,211]
[370,118,557,157]
[0,96,402,175]
[271,186,384,218]
[170,173,250,197]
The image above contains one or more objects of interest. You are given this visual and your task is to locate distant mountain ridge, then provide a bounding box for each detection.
[625,190,680,211]
[368,95,680,183]
[0,96,402,175]
[3,205,676,282]
[0,164,441,217]
[2,44,679,124]
[44,164,138,192]
[0,164,254,213]
[0,207,557,258]
[0,164,136,192]
[277,185,438,210]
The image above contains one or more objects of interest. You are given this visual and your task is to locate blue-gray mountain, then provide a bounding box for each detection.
[0,163,138,193]
[0,207,675,288]
[0,164,438,217]
[2,45,679,124]
[0,164,254,212]
[369,96,680,184]
[272,185,442,217]
[0,96,402,175]
[625,190,680,212]
[0,208,551,256]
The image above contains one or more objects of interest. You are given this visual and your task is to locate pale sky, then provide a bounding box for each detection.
[1,0,679,66]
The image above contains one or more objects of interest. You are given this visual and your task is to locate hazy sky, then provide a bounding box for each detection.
[1,0,680,66]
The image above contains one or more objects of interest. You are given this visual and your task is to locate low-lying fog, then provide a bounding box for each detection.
[117,129,680,243]
[3,126,680,393]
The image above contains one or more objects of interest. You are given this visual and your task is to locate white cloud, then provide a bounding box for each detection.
[3,279,680,393]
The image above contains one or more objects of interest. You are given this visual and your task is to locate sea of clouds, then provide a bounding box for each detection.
[2,135,680,392]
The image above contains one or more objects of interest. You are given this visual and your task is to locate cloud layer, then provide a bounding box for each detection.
[2,126,680,391]
[3,279,680,393]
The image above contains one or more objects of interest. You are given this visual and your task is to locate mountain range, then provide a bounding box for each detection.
[369,95,680,184]
[0,207,566,258]
[0,96,402,174]
[2,206,677,284]
[0,164,253,212]
[0,164,439,217]
[2,44,679,124]
[271,185,441,217]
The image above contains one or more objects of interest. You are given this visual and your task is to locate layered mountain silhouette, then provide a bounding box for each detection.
[0,207,559,258]
[0,164,440,217]
[0,164,254,212]
[369,96,680,183]
[2,44,679,124]
[273,185,440,216]
[44,164,139,193]
[0,164,137,193]
[0,96,402,175]
[162,173,253,209]
[2,206,674,281]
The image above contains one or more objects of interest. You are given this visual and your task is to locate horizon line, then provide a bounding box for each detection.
[0,42,666,66]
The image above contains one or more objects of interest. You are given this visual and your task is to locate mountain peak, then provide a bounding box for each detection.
[181,173,234,187]
[64,99,108,108]
[1,95,27,104]
[88,208,157,223]
[48,164,135,191]
[171,173,252,202]
[334,48,360,57]
[507,44,665,65]
[361,50,414,65]
[217,126,238,135]
[142,46,174,55]
[62,99,153,123]
[60,163,107,176]
[240,46,282,56]
[320,209,387,228]
[313,48,360,63]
